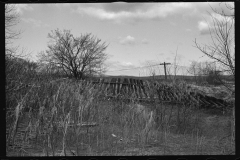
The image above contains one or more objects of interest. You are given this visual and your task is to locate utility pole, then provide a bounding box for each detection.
[160,62,171,80]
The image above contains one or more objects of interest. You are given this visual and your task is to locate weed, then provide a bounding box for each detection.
[6,73,235,155]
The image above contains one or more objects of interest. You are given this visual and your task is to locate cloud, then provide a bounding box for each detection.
[197,12,234,35]
[100,2,152,13]
[198,21,208,31]
[118,36,149,45]
[169,21,177,26]
[211,12,233,23]
[198,21,210,35]
[106,60,137,71]
[75,2,234,25]
[121,62,135,67]
[141,39,149,44]
[21,18,50,28]
[47,3,71,9]
[15,4,33,14]
[119,36,136,45]
[75,3,194,24]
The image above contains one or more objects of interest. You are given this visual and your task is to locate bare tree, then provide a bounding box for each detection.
[210,2,234,20]
[38,29,108,79]
[173,46,180,83]
[188,60,229,86]
[194,3,235,83]
[5,4,30,95]
[188,61,199,83]
[164,47,180,83]
[5,4,22,57]
[199,61,223,85]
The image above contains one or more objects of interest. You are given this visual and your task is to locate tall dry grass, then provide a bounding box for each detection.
[6,61,235,155]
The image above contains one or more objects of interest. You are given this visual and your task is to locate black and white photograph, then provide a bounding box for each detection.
[5,2,235,156]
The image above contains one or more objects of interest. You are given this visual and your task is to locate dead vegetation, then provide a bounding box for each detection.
[5,3,235,156]
[6,76,235,156]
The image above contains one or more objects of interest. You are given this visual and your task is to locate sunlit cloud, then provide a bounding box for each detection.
[198,21,210,35]
[118,36,149,45]
[121,61,135,67]
[75,3,195,24]
[197,12,234,35]
[119,36,136,45]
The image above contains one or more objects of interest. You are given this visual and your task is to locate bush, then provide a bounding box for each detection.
[206,71,222,86]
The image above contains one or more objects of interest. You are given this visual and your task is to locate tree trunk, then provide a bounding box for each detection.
[78,72,84,80]
[73,71,78,79]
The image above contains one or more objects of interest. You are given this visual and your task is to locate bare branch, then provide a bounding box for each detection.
[5,4,22,57]
[194,3,234,90]
[37,29,108,79]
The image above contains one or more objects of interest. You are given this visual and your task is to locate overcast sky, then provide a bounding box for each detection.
[12,2,234,76]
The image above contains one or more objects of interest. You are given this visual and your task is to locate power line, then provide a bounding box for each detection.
[107,63,191,73]
[107,62,219,73]
[160,62,171,80]
[107,63,160,72]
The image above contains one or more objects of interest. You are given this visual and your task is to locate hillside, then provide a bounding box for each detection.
[96,74,234,82]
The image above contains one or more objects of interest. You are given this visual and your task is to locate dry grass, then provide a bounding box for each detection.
[6,75,235,156]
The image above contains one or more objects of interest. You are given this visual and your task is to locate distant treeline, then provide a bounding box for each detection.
[90,74,234,83]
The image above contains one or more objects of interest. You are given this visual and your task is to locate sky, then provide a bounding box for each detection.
[11,2,234,77]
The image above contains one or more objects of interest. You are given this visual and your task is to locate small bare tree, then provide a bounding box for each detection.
[188,61,199,83]
[38,29,108,79]
[173,46,180,83]
[194,3,235,87]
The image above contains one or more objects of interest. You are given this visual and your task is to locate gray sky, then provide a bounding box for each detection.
[12,2,234,76]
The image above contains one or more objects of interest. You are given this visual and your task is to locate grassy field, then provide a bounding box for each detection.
[6,76,235,156]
